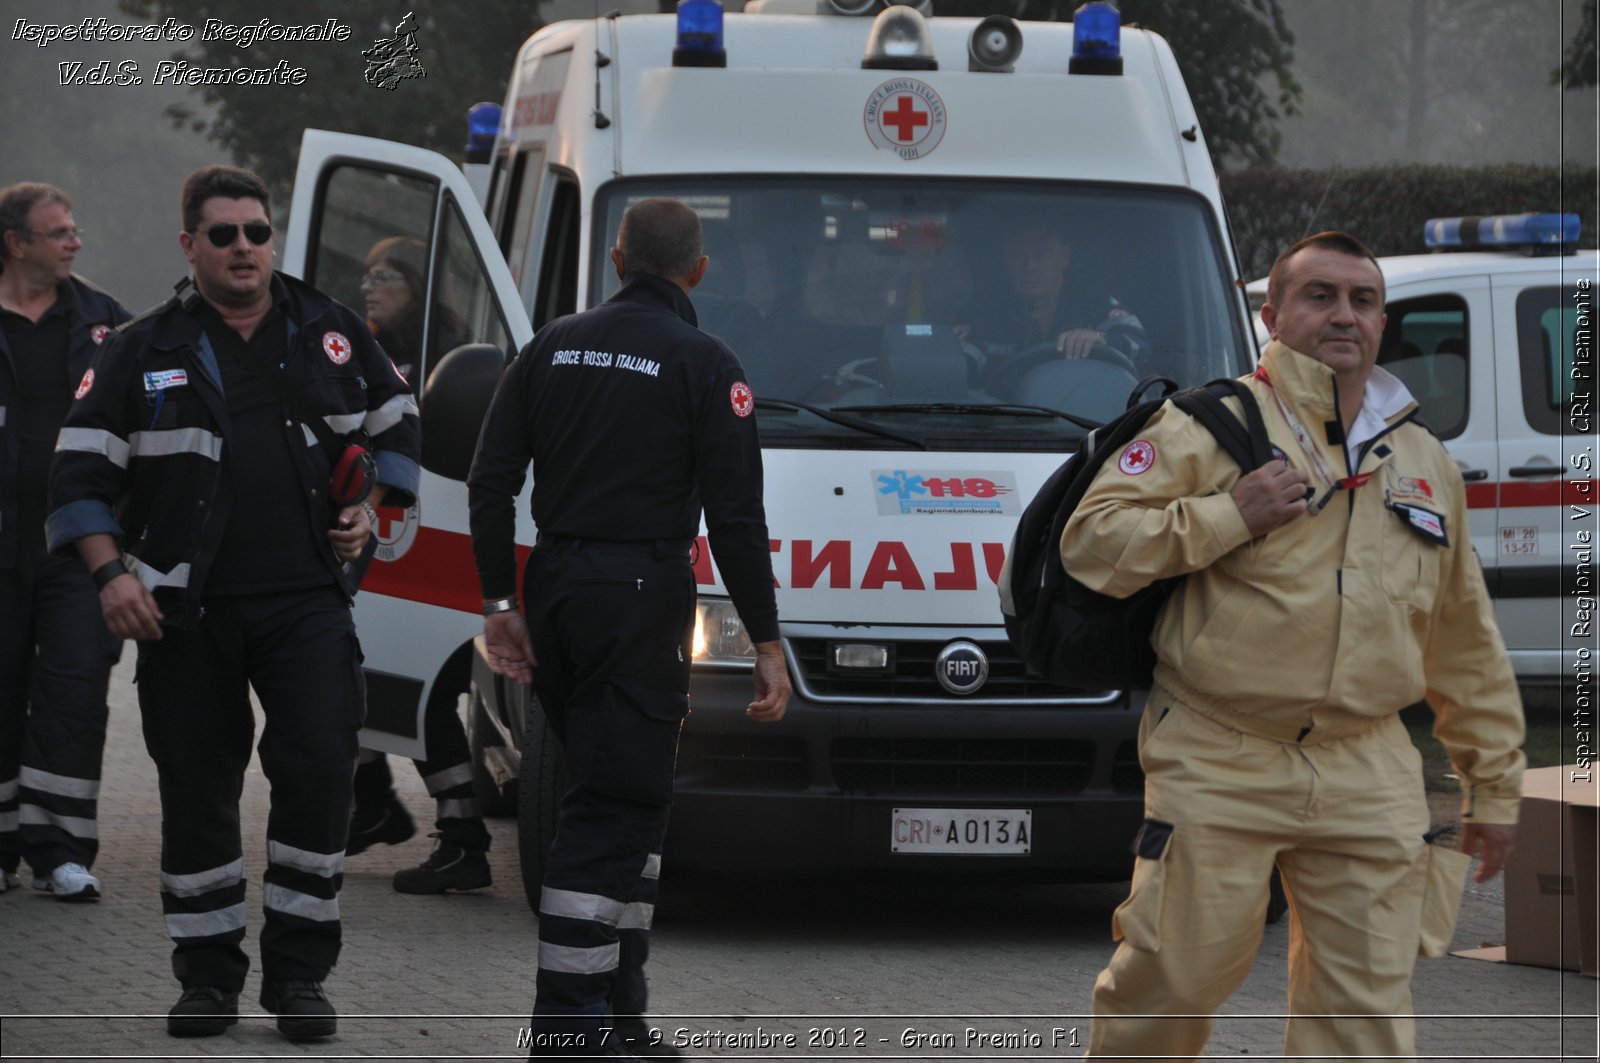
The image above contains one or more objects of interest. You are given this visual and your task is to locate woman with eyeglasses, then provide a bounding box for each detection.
[360,238,463,388]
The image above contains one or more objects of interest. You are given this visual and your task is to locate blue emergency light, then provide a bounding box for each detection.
[1424,213,1581,255]
[1069,1,1123,76]
[673,0,726,68]
[464,102,501,163]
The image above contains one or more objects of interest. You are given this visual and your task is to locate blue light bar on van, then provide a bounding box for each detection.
[1425,213,1581,252]
[465,102,501,163]
[1069,1,1123,76]
[673,0,726,68]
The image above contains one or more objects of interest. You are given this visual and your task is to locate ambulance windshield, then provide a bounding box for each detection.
[595,179,1251,447]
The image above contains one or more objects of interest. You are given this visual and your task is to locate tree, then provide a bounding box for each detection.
[116,1,542,205]
[931,0,1302,166]
[1555,0,1597,87]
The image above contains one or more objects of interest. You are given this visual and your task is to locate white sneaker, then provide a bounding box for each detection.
[33,862,101,901]
[0,870,20,894]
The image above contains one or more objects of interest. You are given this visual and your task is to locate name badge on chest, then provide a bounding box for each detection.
[143,369,189,392]
[1387,498,1448,546]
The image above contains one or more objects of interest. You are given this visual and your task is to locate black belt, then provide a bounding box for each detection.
[536,533,695,559]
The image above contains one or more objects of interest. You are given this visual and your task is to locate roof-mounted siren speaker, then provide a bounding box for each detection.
[1068,0,1122,75]
[968,15,1022,72]
[861,3,938,70]
[824,0,880,15]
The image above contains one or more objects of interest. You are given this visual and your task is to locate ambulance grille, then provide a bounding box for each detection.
[829,737,1096,794]
[675,732,809,790]
[1110,740,1144,792]
[788,638,1115,702]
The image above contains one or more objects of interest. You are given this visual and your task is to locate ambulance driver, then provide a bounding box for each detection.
[957,219,1149,396]
[1063,231,1523,1062]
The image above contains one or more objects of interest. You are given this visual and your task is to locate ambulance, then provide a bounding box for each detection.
[280,1,1259,899]
[1249,213,1599,694]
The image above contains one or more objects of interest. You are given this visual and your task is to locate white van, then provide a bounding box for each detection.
[281,3,1259,899]
[1250,214,1599,689]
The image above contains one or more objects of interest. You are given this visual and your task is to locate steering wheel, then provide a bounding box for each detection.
[986,339,1138,397]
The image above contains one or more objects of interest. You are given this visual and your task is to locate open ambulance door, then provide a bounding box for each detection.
[282,129,535,759]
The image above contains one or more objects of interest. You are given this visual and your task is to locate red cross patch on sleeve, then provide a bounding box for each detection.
[1118,440,1155,475]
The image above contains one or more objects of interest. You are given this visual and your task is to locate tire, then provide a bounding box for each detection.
[517,696,569,912]
[465,685,517,818]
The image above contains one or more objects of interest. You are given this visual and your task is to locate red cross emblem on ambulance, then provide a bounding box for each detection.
[323,331,352,365]
[864,78,947,160]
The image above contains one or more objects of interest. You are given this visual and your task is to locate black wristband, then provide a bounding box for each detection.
[91,558,129,590]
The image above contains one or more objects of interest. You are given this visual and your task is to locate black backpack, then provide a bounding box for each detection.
[999,377,1273,690]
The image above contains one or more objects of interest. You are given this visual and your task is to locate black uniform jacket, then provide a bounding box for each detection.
[469,271,779,643]
[0,275,130,570]
[46,271,421,628]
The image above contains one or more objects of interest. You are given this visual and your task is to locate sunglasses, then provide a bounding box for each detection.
[195,221,273,248]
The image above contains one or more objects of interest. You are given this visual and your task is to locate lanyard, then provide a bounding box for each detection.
[1254,367,1371,513]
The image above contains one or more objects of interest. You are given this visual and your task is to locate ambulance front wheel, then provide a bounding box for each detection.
[466,685,517,818]
[517,698,568,911]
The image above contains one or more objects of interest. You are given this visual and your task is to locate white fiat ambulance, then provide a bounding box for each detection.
[1250,213,1599,693]
[281,1,1259,898]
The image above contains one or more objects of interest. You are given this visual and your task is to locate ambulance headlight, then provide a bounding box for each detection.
[693,598,756,665]
[673,0,727,68]
[968,15,1023,73]
[1069,0,1123,76]
[861,4,938,70]
[464,102,501,163]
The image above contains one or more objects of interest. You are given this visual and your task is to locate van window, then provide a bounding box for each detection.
[1378,296,1469,439]
[304,165,438,391]
[593,179,1250,450]
[433,193,515,377]
[534,179,580,329]
[1516,285,1584,436]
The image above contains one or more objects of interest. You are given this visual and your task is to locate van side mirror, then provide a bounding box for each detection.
[420,343,507,481]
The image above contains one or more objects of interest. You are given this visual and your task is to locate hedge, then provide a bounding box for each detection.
[1220,164,1599,281]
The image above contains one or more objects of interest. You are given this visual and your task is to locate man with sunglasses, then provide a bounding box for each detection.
[48,165,420,1042]
[0,182,130,904]
[1062,231,1523,1062]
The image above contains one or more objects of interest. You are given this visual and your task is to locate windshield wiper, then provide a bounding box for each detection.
[833,402,1101,431]
[756,397,928,450]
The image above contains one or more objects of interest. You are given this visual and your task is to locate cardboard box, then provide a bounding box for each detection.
[1503,765,1599,976]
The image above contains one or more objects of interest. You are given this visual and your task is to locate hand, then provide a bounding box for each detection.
[1056,328,1106,360]
[746,641,791,722]
[1460,822,1515,883]
[484,610,536,683]
[327,503,371,562]
[1230,460,1310,537]
[100,573,164,640]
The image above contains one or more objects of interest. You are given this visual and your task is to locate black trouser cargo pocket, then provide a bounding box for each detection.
[587,679,688,806]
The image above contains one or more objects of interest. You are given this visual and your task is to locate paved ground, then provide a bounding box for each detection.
[1,657,1596,1062]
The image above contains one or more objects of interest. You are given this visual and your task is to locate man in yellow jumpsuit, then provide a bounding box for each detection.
[1063,231,1524,1062]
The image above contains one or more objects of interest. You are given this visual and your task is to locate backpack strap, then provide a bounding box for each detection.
[1171,378,1274,472]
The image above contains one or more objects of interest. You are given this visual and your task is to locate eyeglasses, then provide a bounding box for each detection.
[361,268,406,287]
[26,226,83,243]
[194,221,273,248]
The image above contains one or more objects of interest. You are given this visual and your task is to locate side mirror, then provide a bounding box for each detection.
[421,343,507,481]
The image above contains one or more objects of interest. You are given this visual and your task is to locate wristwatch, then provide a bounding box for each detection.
[482,597,519,616]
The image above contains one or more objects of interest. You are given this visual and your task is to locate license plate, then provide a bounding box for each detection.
[891,807,1032,855]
